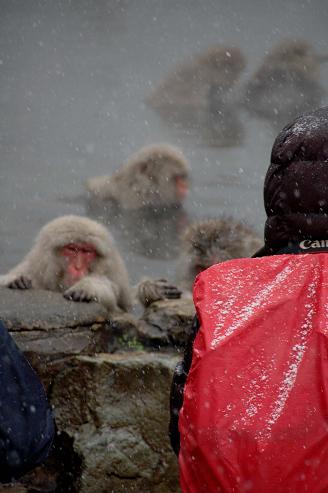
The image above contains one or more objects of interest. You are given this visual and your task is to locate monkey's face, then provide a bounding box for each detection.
[174,175,189,201]
[58,242,98,288]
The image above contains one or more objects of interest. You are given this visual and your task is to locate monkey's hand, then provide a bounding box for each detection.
[137,278,182,307]
[7,275,33,290]
[63,276,121,312]
[63,288,96,303]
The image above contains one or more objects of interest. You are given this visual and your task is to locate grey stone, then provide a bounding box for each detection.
[0,288,183,492]
[51,352,180,493]
[138,298,195,348]
[0,288,108,331]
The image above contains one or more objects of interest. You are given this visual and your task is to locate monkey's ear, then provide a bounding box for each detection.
[139,161,151,174]
[138,157,158,175]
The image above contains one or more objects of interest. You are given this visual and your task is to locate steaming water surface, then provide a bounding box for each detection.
[1,0,328,283]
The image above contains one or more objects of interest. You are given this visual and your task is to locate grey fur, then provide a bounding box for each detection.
[0,215,133,312]
[241,39,328,127]
[146,46,245,114]
[177,217,262,291]
[86,143,190,210]
[136,278,182,307]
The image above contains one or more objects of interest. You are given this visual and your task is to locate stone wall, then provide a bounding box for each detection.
[0,288,194,492]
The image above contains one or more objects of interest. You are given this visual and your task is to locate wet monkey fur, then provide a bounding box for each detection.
[241,39,328,126]
[177,217,262,291]
[146,46,246,115]
[86,144,190,210]
[0,215,133,312]
[0,215,181,311]
[138,217,262,305]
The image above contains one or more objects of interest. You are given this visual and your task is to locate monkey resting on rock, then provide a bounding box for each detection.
[0,215,181,312]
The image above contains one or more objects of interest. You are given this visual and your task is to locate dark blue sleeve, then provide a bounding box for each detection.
[0,320,55,482]
[169,315,200,455]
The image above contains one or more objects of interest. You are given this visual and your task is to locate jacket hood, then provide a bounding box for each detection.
[264,106,328,251]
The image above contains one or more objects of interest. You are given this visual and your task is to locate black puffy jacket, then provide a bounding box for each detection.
[265,106,328,252]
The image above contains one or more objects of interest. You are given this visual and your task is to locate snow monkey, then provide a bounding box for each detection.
[176,217,262,291]
[135,217,261,305]
[86,143,190,210]
[0,215,180,311]
[0,215,132,312]
[241,39,328,127]
[146,46,246,121]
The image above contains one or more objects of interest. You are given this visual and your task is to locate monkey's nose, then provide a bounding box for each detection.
[74,256,84,270]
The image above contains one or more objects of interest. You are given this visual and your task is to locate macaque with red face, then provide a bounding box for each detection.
[58,242,98,296]
[0,215,133,311]
[0,215,181,311]
[86,143,190,210]
[175,176,189,202]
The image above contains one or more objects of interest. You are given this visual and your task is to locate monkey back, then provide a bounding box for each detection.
[179,253,328,493]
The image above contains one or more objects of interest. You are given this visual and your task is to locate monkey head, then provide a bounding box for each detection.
[262,39,328,76]
[182,218,262,278]
[32,215,117,290]
[135,144,189,206]
[121,143,191,208]
[197,46,246,85]
[0,215,133,310]
[145,46,245,116]
[86,144,190,210]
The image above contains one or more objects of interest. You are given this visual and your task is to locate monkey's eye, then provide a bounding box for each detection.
[192,244,205,255]
[194,264,205,274]
[80,246,95,254]
[66,244,76,251]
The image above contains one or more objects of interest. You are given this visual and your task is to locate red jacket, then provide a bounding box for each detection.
[179,253,328,493]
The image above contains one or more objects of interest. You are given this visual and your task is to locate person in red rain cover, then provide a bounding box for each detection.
[169,106,328,493]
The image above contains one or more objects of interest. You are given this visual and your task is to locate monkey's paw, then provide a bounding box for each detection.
[156,279,182,300]
[138,278,182,307]
[63,289,98,303]
[7,275,32,290]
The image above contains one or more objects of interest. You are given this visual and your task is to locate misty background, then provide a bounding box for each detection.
[1,0,328,283]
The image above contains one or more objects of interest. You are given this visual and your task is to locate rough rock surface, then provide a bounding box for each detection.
[52,353,180,493]
[138,298,195,348]
[0,288,109,331]
[0,288,186,492]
